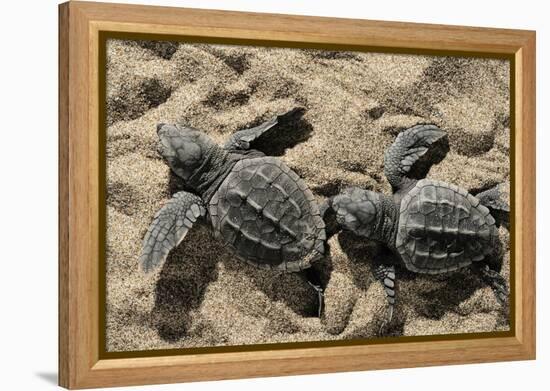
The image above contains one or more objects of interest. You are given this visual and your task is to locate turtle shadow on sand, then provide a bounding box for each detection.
[222,252,334,319]
[150,225,220,342]
[336,231,382,290]
[336,231,405,335]
[405,268,488,320]
[151,232,332,342]
[336,230,488,333]
[245,107,314,156]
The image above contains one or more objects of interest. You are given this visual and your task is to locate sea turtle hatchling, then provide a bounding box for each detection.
[328,124,509,321]
[140,108,327,316]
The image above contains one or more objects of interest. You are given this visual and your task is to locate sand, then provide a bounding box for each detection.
[105,39,510,352]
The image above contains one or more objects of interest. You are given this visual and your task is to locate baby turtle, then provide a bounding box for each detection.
[140,108,326,315]
[328,124,509,321]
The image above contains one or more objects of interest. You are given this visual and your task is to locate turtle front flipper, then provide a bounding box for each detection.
[140,191,206,273]
[223,107,305,150]
[474,183,510,228]
[384,124,448,192]
[373,264,397,326]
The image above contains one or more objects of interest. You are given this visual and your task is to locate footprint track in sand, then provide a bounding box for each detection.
[107,77,173,126]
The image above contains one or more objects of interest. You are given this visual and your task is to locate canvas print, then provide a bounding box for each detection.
[104,38,511,353]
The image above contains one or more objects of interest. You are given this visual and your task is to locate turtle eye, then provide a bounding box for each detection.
[156,123,166,133]
[238,140,250,149]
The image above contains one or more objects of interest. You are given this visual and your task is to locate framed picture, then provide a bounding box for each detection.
[59,1,536,389]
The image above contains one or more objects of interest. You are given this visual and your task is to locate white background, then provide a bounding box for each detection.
[0,0,546,389]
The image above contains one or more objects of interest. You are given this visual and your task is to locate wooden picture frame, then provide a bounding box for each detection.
[58,1,536,389]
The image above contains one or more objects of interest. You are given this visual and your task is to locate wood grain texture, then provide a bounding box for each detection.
[58,1,536,389]
[58,3,70,387]
[515,34,536,353]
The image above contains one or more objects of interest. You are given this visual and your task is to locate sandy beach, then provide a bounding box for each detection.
[105,39,510,352]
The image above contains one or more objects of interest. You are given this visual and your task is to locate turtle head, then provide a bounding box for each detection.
[156,123,216,181]
[332,188,383,240]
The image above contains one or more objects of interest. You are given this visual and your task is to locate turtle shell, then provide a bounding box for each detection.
[208,156,326,271]
[395,179,498,274]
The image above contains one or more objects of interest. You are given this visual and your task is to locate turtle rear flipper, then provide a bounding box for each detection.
[140,191,206,273]
[473,263,509,307]
[474,183,510,228]
[223,107,305,150]
[384,124,448,191]
[303,267,325,318]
